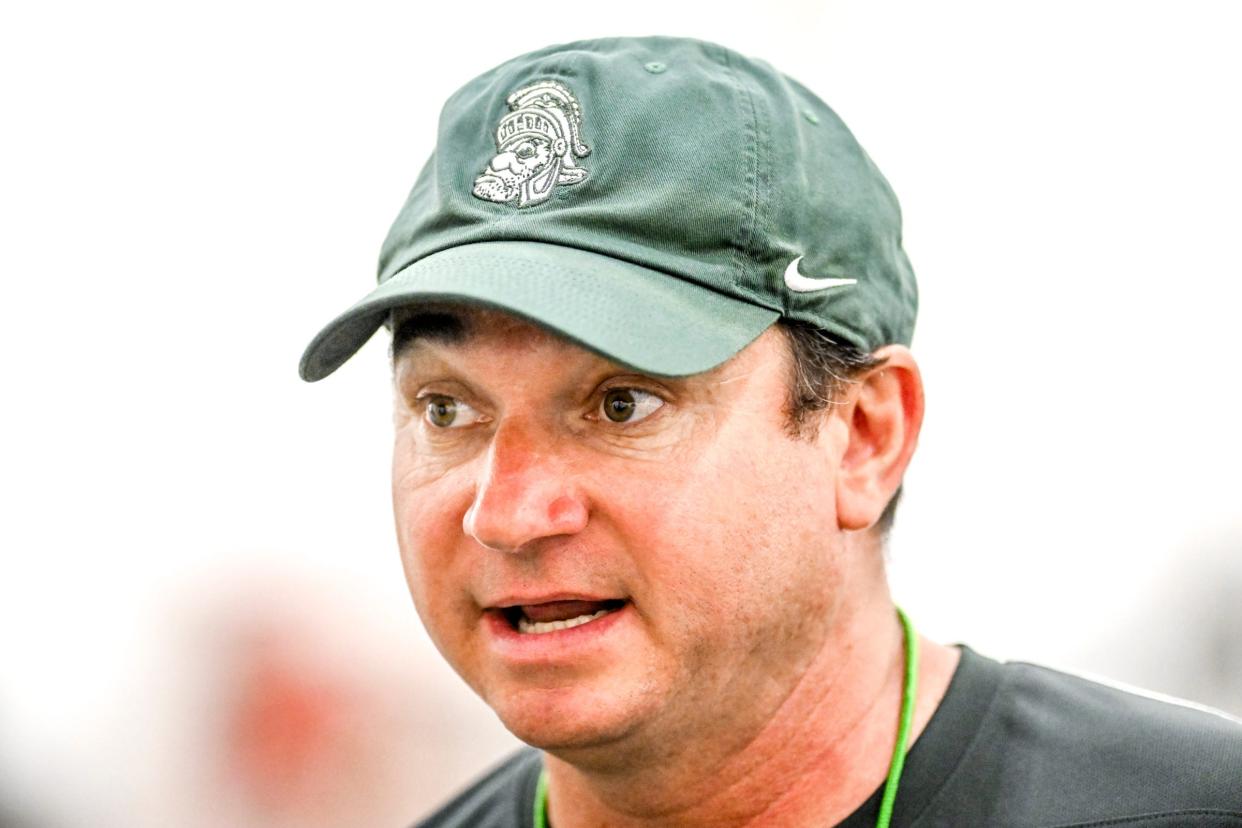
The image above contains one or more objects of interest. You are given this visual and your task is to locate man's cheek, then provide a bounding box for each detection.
[393,441,480,495]
[394,494,466,604]
[403,553,473,652]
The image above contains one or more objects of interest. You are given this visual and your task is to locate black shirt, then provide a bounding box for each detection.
[415,646,1242,827]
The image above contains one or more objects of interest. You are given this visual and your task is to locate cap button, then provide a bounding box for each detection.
[644,61,667,74]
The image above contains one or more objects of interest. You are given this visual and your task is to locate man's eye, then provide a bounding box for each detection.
[600,389,664,424]
[515,142,536,159]
[421,395,483,429]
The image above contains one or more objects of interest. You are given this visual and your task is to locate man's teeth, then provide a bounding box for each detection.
[517,608,611,635]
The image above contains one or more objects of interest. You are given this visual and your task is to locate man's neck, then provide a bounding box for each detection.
[544,603,961,828]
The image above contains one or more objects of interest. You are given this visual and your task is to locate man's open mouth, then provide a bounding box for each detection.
[500,599,628,635]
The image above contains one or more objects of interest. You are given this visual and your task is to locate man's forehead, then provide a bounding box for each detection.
[391,304,601,364]
[389,303,782,386]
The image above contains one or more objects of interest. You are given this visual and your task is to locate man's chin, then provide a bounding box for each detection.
[490,685,649,757]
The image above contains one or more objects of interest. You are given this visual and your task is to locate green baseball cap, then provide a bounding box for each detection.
[299,36,916,382]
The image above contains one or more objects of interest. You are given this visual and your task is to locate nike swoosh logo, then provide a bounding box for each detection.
[783,256,858,293]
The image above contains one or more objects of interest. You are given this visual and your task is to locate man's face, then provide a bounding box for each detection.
[391,308,853,762]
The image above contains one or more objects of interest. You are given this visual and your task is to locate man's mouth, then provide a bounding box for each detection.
[500,599,628,635]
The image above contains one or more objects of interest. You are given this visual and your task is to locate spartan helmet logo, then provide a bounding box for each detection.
[472,80,591,208]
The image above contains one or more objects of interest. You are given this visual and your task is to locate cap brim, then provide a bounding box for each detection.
[299,241,779,382]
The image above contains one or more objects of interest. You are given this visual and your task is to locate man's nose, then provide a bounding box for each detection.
[462,421,589,553]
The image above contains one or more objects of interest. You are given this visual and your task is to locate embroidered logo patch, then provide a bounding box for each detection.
[472,80,591,208]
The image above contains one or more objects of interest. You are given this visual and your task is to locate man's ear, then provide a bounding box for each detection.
[833,345,924,531]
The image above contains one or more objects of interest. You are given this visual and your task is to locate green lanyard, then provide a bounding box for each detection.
[534,607,919,828]
[877,606,919,827]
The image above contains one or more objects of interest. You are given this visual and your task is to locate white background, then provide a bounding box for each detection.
[3,1,1240,825]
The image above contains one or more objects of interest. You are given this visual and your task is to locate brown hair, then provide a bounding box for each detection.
[778,319,902,537]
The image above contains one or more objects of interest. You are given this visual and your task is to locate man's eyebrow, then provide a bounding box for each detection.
[390,311,468,362]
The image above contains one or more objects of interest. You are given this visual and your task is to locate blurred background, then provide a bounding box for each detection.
[2,0,1239,825]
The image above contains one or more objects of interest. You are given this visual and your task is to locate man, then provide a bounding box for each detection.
[301,36,1242,828]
